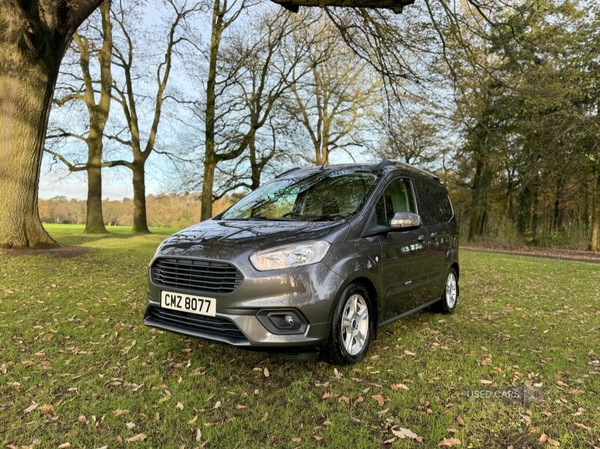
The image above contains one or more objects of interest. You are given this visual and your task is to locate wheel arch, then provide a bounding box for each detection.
[335,275,379,341]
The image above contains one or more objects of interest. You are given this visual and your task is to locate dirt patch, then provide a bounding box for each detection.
[0,246,89,258]
[463,245,600,264]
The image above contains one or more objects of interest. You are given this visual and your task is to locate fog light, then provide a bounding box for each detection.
[256,309,308,335]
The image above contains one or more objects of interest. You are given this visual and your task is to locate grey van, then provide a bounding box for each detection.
[144,161,459,364]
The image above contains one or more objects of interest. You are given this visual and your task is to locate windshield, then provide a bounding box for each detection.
[221,170,378,221]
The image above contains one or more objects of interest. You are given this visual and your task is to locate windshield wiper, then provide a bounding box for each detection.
[308,213,348,221]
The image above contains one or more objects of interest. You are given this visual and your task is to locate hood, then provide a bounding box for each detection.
[156,219,349,259]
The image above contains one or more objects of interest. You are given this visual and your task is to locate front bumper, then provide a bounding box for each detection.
[144,258,343,348]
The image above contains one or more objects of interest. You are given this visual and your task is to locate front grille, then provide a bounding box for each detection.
[147,307,247,342]
[151,258,243,294]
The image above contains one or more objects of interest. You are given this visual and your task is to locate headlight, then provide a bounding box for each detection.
[250,241,330,271]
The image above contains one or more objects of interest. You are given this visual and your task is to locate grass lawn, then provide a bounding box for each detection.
[1,225,599,448]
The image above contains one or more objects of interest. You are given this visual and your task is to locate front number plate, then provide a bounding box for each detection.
[160,291,216,317]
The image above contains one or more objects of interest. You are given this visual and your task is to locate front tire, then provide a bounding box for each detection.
[433,268,459,314]
[322,283,372,365]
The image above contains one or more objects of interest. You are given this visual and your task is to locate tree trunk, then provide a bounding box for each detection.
[85,157,108,233]
[0,22,59,248]
[83,0,112,234]
[591,173,600,252]
[467,157,491,242]
[0,0,102,248]
[132,162,150,233]
[201,155,216,221]
[201,0,224,221]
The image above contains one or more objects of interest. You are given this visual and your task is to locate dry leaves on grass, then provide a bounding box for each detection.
[372,394,387,406]
[439,437,461,447]
[39,403,55,415]
[23,403,38,414]
[125,433,147,442]
[392,427,423,442]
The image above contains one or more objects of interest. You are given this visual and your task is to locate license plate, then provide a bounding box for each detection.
[160,291,216,317]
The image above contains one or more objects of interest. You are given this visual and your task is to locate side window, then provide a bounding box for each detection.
[376,178,417,226]
[415,178,453,225]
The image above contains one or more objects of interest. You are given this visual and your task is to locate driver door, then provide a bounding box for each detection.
[377,178,432,321]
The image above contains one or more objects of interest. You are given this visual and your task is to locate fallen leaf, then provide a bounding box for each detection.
[261,412,269,422]
[555,380,568,387]
[77,415,87,423]
[213,401,221,409]
[574,422,591,430]
[439,437,461,447]
[195,429,202,442]
[125,433,147,443]
[355,396,364,404]
[58,444,71,448]
[391,383,409,391]
[339,395,350,404]
[322,392,339,399]
[188,415,198,425]
[372,394,386,406]
[236,404,246,410]
[263,367,270,377]
[126,422,136,430]
[292,437,301,443]
[39,404,55,415]
[313,436,324,441]
[176,402,184,410]
[456,416,465,427]
[547,439,560,447]
[404,350,416,356]
[541,412,553,418]
[539,433,548,443]
[114,409,129,416]
[392,427,423,442]
[0,364,6,375]
[383,437,396,444]
[377,408,390,415]
[23,403,38,414]
[478,379,493,385]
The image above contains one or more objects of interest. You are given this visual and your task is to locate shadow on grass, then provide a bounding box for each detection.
[43,224,176,247]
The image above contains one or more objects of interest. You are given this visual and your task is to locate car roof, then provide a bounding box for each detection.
[276,160,441,183]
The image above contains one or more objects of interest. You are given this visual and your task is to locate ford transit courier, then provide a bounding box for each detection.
[144,161,459,364]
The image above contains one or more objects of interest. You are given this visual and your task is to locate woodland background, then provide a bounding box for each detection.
[37,0,600,251]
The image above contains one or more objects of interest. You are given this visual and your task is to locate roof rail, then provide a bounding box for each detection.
[377,159,440,182]
[393,160,440,181]
[275,167,301,178]
[373,160,395,171]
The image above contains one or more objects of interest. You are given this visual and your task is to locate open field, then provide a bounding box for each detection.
[1,225,599,448]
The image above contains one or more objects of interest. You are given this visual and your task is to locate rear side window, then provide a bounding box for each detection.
[414,178,453,225]
[376,178,417,226]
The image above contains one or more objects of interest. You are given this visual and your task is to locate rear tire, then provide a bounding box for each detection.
[321,283,372,365]
[433,268,458,314]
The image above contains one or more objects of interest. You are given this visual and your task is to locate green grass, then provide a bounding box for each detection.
[1,226,599,448]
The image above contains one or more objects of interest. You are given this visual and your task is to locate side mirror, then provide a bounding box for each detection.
[390,212,421,229]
